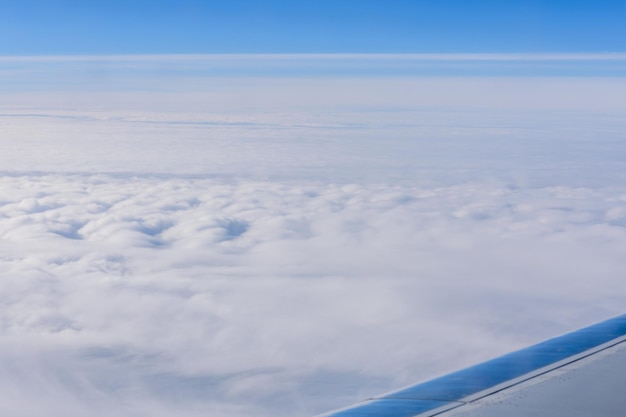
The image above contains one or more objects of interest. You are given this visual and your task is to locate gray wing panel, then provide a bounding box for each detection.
[444,341,626,417]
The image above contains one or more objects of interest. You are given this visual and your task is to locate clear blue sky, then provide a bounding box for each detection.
[1,0,625,55]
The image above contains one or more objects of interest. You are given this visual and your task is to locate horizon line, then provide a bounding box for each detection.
[2,52,626,63]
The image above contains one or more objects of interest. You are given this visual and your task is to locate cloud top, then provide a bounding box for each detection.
[1,174,626,416]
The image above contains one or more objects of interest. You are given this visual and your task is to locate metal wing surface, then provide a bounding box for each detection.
[317,314,626,417]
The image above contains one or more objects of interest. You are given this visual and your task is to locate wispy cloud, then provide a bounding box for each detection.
[2,107,626,185]
[1,53,626,91]
[2,53,626,62]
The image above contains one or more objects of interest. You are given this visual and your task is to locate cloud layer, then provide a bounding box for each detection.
[2,59,626,415]
[1,174,625,416]
[2,107,626,188]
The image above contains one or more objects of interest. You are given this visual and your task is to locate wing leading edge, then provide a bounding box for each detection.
[317,313,626,417]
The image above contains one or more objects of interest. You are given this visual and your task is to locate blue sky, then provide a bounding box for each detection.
[1,0,625,55]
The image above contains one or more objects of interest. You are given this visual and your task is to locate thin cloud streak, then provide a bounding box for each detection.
[2,53,626,62]
[2,53,626,84]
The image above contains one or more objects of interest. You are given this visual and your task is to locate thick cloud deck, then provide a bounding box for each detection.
[2,57,626,417]
[1,174,625,416]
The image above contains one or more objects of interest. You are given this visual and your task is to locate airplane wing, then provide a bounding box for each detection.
[316,313,626,417]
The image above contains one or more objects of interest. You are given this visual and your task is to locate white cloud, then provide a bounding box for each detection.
[1,174,626,416]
